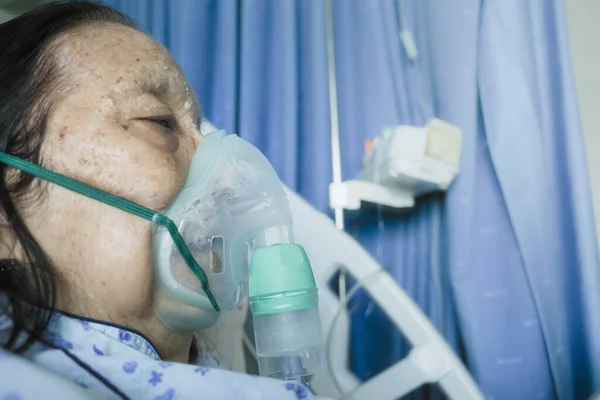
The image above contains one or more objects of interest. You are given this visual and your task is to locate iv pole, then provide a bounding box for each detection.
[325,0,343,231]
[325,0,348,303]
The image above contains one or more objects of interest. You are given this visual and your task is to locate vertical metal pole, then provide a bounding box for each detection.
[325,0,344,232]
[325,0,347,301]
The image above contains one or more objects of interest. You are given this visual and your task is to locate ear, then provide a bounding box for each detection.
[0,210,19,260]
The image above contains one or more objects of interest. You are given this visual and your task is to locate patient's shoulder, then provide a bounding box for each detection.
[0,348,93,399]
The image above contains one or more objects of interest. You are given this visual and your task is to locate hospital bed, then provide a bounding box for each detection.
[286,188,483,399]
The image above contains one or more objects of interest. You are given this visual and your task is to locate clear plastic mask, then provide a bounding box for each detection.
[153,130,294,332]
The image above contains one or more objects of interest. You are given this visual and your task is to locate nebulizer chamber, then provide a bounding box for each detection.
[152,130,323,380]
[249,228,324,381]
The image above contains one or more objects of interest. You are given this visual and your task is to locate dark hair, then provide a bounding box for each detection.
[0,1,137,352]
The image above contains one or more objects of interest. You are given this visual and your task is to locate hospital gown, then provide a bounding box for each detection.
[0,312,313,399]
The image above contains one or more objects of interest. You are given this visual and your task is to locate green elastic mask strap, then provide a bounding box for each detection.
[0,152,220,312]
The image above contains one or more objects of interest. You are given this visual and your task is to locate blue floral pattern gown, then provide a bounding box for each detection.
[0,312,313,399]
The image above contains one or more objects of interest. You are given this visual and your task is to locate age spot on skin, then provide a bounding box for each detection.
[59,126,68,139]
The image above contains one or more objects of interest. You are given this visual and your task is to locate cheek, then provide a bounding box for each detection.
[32,185,156,316]
[46,124,186,211]
[90,221,154,309]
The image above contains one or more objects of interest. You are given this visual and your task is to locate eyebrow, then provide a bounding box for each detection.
[144,77,171,97]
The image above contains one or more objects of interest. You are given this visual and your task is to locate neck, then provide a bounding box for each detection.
[58,303,194,363]
[127,313,194,363]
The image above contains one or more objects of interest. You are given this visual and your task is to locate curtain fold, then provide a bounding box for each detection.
[425,0,600,398]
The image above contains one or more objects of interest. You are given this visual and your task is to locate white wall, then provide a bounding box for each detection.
[566,0,600,248]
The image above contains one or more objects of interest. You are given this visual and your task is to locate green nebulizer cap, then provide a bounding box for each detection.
[249,244,324,380]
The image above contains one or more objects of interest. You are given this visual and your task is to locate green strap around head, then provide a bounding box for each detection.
[0,152,220,312]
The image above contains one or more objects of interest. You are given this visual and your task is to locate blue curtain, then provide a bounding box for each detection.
[100,0,600,399]
[423,1,600,399]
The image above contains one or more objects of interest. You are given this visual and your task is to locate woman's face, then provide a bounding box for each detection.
[20,24,201,334]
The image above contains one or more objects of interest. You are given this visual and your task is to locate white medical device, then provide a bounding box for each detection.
[330,119,462,211]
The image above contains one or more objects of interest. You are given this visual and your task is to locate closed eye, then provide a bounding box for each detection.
[144,115,177,131]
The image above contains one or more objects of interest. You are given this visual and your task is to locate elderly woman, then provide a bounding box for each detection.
[0,2,315,399]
